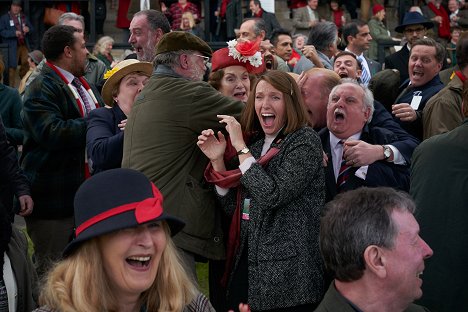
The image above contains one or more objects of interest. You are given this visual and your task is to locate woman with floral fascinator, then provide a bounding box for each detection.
[208,38,266,104]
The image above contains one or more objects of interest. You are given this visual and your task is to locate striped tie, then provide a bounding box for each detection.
[336,141,351,192]
[72,78,92,116]
[358,55,370,86]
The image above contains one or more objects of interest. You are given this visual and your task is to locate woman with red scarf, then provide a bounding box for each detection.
[197,71,325,312]
[422,0,451,41]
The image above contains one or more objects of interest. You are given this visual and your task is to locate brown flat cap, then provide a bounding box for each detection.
[156,31,212,57]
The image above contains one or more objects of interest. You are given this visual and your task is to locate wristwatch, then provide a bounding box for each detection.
[382,145,391,160]
[237,147,250,155]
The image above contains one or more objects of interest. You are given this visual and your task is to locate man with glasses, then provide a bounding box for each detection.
[122,31,243,279]
[385,12,434,83]
[343,20,381,86]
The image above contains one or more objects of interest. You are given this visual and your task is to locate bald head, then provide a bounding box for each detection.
[300,68,340,128]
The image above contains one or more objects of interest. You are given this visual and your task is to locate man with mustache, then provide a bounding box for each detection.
[318,80,410,201]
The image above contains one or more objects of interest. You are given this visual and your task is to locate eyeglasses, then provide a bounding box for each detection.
[404,27,425,34]
[192,54,210,65]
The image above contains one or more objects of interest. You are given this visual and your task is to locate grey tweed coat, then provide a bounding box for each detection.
[221,126,326,310]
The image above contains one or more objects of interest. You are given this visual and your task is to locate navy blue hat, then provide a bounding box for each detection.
[63,168,185,257]
[395,12,434,33]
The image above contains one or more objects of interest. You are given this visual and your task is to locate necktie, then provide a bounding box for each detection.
[358,55,370,86]
[72,77,92,116]
[0,277,8,312]
[336,141,351,192]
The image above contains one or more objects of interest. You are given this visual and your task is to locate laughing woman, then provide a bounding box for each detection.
[197,70,325,311]
[33,168,215,312]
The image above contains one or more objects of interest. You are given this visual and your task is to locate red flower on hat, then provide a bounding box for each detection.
[235,38,261,57]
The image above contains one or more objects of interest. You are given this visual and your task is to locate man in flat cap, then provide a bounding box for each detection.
[122,32,243,278]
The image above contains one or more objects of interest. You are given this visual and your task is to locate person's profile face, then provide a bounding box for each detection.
[129,15,158,62]
[380,210,433,305]
[97,221,168,298]
[239,20,257,42]
[353,25,372,51]
[301,74,329,128]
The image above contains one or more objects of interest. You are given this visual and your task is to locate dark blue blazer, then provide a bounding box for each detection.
[396,75,444,141]
[319,125,410,202]
[86,105,126,174]
[370,100,420,164]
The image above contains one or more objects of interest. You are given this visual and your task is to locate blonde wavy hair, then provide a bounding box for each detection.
[93,36,114,55]
[38,223,197,312]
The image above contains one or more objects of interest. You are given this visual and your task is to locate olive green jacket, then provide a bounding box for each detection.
[122,66,243,259]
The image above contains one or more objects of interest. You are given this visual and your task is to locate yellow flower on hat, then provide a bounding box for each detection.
[103,67,119,80]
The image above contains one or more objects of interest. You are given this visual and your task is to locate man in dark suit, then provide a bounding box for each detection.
[317,187,433,312]
[385,12,434,83]
[21,25,105,277]
[248,0,280,38]
[343,20,381,86]
[331,52,419,164]
[318,80,410,202]
[392,37,444,141]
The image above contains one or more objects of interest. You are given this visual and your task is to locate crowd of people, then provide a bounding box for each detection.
[1,1,468,312]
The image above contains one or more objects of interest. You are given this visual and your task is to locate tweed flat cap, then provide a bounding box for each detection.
[156,31,212,57]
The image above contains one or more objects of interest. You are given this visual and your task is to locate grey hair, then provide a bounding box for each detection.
[153,50,194,68]
[329,78,375,123]
[58,12,85,29]
[320,187,416,282]
[134,9,171,34]
[242,18,266,38]
[307,21,338,53]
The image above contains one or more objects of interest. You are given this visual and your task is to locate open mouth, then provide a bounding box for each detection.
[334,108,345,121]
[337,71,348,78]
[412,69,424,78]
[233,91,246,98]
[262,113,275,127]
[126,256,151,267]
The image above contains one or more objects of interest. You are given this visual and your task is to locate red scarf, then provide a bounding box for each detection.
[219,0,230,18]
[332,9,344,29]
[204,133,283,287]
[46,61,100,179]
[428,2,451,39]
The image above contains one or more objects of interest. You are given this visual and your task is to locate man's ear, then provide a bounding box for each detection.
[63,46,72,59]
[154,28,164,43]
[363,245,387,278]
[179,53,190,70]
[356,68,362,79]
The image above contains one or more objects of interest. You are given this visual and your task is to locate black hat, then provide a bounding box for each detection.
[63,168,185,257]
[11,0,21,6]
[395,12,434,33]
[156,31,212,57]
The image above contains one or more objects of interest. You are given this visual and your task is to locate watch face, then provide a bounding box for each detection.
[384,147,391,158]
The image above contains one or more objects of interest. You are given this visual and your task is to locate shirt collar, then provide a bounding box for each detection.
[329,131,361,149]
[55,65,75,83]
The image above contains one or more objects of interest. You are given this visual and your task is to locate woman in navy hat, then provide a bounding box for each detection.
[33,168,215,312]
